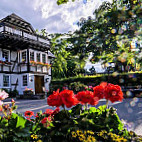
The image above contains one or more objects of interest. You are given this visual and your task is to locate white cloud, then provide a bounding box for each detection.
[0,0,112,33]
[33,0,107,33]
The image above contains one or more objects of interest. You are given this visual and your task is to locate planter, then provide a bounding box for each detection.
[23,90,34,95]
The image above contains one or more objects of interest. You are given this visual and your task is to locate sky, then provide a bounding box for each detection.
[0,0,111,34]
[0,0,111,72]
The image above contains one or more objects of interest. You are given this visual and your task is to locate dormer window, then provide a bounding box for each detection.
[30,52,34,61]
[2,50,9,62]
[36,53,40,62]
[21,51,26,62]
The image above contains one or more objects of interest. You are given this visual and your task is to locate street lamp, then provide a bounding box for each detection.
[107,64,111,82]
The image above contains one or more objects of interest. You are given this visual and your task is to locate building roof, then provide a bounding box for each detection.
[0,13,35,34]
[0,13,50,51]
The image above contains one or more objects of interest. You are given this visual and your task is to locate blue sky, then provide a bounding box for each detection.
[0,0,111,33]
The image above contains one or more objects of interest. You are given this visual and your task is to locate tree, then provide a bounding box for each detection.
[48,33,87,79]
[66,0,142,71]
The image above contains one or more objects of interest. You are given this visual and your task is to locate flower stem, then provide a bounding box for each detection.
[85,103,88,111]
[62,105,69,117]
[106,100,109,109]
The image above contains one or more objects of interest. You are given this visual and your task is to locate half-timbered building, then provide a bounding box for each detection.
[0,13,54,95]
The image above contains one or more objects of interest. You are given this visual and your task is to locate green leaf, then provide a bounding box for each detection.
[12,113,27,129]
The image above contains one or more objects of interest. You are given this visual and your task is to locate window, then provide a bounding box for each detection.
[21,51,26,62]
[36,53,40,62]
[23,75,27,86]
[42,54,46,63]
[2,50,9,62]
[30,52,34,61]
[3,75,10,87]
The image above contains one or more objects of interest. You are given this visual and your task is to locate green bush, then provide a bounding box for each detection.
[51,72,142,87]
[68,82,87,93]
[9,90,19,98]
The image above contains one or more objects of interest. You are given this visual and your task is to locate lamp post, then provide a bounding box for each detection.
[107,65,111,82]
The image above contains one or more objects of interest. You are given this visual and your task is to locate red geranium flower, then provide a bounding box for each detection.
[93,82,107,99]
[60,90,78,108]
[76,91,98,105]
[35,113,39,118]
[51,107,60,116]
[104,83,123,103]
[47,89,63,107]
[26,118,31,121]
[24,111,34,117]
[43,109,54,116]
[41,117,48,124]
[41,117,52,124]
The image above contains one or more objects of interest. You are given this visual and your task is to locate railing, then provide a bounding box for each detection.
[0,26,49,45]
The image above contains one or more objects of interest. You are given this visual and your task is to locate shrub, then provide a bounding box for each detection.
[9,90,19,98]
[69,82,87,93]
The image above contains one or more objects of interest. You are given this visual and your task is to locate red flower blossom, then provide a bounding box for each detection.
[26,118,31,121]
[60,90,78,108]
[41,117,52,124]
[43,109,54,116]
[24,111,34,117]
[41,117,48,124]
[51,107,60,116]
[93,82,107,99]
[76,91,98,105]
[104,83,123,103]
[47,89,63,107]
[35,113,39,118]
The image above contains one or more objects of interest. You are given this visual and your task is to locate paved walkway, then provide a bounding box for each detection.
[3,98,142,135]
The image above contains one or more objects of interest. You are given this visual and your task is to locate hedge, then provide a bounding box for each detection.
[50,72,142,92]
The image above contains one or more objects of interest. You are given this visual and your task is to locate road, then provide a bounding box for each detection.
[3,97,142,135]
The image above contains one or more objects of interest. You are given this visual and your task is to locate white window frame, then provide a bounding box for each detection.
[20,50,27,63]
[42,53,46,63]
[2,49,10,62]
[30,51,35,61]
[22,75,28,87]
[36,52,41,62]
[3,75,10,88]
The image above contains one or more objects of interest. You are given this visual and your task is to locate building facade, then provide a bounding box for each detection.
[0,13,54,95]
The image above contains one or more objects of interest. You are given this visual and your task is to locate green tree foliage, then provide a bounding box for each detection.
[57,0,75,5]
[66,0,142,71]
[49,33,87,79]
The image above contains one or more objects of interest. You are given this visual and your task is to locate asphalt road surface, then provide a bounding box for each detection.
[3,97,142,135]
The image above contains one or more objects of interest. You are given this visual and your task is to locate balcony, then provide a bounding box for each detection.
[0,26,50,45]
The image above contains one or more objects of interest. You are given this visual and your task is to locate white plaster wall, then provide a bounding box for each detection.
[18,73,29,94]
[21,65,27,71]
[11,51,18,72]
[11,74,19,91]
[37,66,41,72]
[48,68,51,75]
[3,66,10,71]
[43,66,47,73]
[28,73,35,93]
[44,75,51,91]
[11,51,17,61]
[47,57,51,75]
[30,66,36,72]
[0,74,3,88]
[0,48,2,60]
